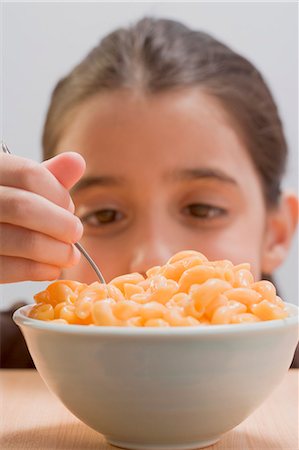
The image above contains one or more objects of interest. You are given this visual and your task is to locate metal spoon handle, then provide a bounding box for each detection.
[74,242,105,283]
[1,142,11,154]
[1,142,106,284]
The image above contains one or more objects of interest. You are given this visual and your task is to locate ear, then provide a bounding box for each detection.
[261,192,298,274]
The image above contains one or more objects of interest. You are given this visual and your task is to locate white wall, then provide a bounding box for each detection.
[1,2,298,309]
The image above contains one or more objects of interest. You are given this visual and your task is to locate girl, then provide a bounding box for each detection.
[1,18,298,367]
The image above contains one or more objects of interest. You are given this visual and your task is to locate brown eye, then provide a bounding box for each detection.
[183,204,227,219]
[82,209,124,226]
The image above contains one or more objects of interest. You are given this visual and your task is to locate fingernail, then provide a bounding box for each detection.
[73,245,81,262]
[68,197,75,213]
[75,218,84,241]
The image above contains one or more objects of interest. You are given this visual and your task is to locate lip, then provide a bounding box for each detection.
[13,302,299,337]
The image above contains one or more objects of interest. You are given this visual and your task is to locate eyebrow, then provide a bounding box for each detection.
[71,175,125,193]
[71,167,238,194]
[167,168,238,185]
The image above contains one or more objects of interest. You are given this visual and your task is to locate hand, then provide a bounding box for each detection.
[0,152,85,283]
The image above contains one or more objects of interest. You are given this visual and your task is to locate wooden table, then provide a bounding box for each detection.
[1,369,298,449]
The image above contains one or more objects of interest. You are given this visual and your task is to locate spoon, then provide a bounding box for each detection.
[1,142,106,284]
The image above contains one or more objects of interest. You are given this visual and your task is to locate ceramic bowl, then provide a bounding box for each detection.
[13,303,298,450]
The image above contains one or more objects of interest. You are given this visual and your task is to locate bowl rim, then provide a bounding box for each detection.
[13,303,299,337]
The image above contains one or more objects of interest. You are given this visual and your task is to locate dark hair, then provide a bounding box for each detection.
[42,17,287,208]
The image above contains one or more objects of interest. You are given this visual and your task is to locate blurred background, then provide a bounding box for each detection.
[1,2,298,309]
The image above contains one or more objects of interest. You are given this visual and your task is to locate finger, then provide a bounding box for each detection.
[0,153,83,213]
[42,151,86,190]
[0,224,81,267]
[0,186,83,243]
[0,256,61,283]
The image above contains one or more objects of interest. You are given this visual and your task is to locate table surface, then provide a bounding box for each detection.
[1,369,298,450]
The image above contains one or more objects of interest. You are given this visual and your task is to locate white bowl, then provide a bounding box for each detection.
[14,303,298,450]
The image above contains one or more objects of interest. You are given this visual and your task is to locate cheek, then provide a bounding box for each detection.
[198,236,262,280]
[190,221,265,280]
[179,199,267,280]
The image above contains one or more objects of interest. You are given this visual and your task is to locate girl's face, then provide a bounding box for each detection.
[56,89,269,283]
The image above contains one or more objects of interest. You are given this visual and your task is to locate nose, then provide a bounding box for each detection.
[129,238,174,276]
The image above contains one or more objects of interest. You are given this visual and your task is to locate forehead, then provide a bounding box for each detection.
[56,88,259,188]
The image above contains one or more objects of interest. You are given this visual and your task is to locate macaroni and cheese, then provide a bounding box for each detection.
[29,250,288,326]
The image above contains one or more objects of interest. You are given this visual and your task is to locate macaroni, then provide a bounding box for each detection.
[30,250,289,326]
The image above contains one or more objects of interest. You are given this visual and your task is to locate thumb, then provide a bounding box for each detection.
[42,152,86,190]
